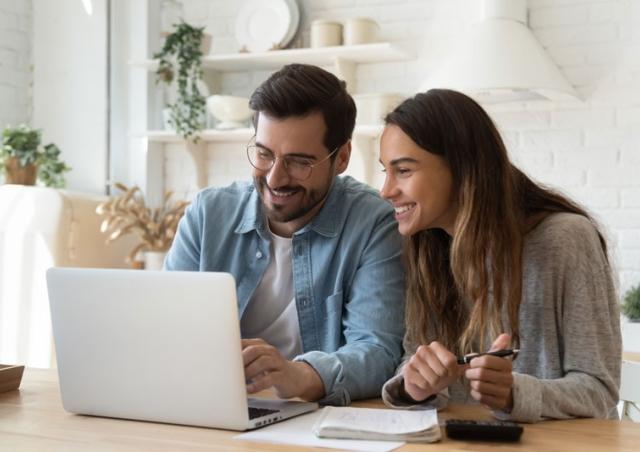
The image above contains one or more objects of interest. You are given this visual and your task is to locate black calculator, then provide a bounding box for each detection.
[445,419,524,442]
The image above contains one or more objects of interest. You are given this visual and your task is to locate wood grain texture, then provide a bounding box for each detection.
[1,368,638,451]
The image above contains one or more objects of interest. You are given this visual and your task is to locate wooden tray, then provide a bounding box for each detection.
[0,364,25,393]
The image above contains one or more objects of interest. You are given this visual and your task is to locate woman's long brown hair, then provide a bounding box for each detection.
[386,90,605,355]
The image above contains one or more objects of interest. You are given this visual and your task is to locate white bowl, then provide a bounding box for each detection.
[206,95,253,129]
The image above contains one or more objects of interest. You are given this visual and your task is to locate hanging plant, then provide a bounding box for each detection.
[153,21,207,142]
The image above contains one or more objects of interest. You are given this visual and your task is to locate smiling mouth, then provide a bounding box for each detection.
[394,203,416,215]
[270,188,297,197]
[267,186,301,203]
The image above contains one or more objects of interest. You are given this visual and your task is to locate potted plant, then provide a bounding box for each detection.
[623,284,640,322]
[0,124,70,187]
[154,21,210,142]
[622,284,640,353]
[96,182,190,269]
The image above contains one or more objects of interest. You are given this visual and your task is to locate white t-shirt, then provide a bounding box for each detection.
[240,230,303,360]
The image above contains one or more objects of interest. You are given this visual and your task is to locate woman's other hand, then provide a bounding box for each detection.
[402,341,462,402]
[464,333,514,411]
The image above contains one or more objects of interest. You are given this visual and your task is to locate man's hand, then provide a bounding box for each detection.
[402,341,462,403]
[242,338,325,401]
[464,333,514,411]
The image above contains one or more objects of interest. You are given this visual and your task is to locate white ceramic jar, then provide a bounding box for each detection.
[343,18,379,45]
[310,20,343,48]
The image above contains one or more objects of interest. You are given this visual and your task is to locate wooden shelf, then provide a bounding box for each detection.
[134,43,406,199]
[132,43,412,72]
[140,125,384,192]
[142,128,253,143]
[140,124,383,143]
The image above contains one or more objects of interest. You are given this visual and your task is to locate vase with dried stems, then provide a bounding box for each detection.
[96,182,190,268]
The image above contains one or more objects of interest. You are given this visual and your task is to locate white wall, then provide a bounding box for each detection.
[5,2,639,293]
[0,0,32,127]
[111,0,161,196]
[0,0,109,194]
[32,0,108,194]
[158,0,640,298]
[2,0,636,351]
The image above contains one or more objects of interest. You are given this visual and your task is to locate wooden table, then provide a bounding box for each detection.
[1,369,639,451]
[623,351,640,362]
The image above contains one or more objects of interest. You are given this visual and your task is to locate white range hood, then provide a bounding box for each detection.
[420,0,579,104]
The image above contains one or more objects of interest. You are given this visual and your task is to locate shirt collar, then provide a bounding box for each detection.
[296,177,341,238]
[234,186,267,236]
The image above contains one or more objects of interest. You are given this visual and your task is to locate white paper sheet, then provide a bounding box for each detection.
[317,406,439,435]
[234,410,404,452]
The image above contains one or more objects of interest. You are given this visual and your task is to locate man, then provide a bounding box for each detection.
[165,64,404,406]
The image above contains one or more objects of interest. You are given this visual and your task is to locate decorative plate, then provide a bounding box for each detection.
[281,0,300,49]
[235,0,299,52]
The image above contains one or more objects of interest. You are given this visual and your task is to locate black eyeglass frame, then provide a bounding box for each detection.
[246,139,340,181]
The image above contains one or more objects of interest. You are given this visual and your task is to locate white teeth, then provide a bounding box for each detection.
[272,190,295,197]
[394,204,414,214]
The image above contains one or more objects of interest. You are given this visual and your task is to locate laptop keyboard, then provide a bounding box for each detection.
[248,406,280,420]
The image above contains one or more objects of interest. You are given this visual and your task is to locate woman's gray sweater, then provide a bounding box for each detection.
[382,213,622,423]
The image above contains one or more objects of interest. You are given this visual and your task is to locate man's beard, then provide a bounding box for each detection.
[253,176,333,224]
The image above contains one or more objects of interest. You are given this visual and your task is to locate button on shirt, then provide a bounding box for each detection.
[164,176,405,405]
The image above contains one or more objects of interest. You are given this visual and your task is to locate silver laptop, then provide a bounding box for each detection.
[46,267,318,430]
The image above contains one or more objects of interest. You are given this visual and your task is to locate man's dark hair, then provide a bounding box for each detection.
[249,64,356,157]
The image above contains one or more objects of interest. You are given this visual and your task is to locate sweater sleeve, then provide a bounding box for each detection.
[382,371,449,410]
[494,217,621,423]
[381,336,449,410]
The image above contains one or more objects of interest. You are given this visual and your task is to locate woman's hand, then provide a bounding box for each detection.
[464,333,514,411]
[402,341,462,403]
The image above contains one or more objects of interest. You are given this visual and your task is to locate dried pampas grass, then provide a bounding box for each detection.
[96,182,190,263]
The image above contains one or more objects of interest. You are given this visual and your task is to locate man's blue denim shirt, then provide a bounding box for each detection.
[164,176,405,405]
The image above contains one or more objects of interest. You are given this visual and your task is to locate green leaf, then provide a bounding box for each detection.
[1,125,70,187]
[153,20,206,142]
[623,285,640,321]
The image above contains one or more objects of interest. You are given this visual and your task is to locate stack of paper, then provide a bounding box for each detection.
[313,406,441,443]
[235,410,403,452]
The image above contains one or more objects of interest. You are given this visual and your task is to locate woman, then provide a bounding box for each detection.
[379,89,621,423]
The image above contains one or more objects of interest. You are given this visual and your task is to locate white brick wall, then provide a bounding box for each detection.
[163,0,640,295]
[0,0,31,127]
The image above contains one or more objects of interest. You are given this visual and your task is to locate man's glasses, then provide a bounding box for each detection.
[246,141,339,181]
